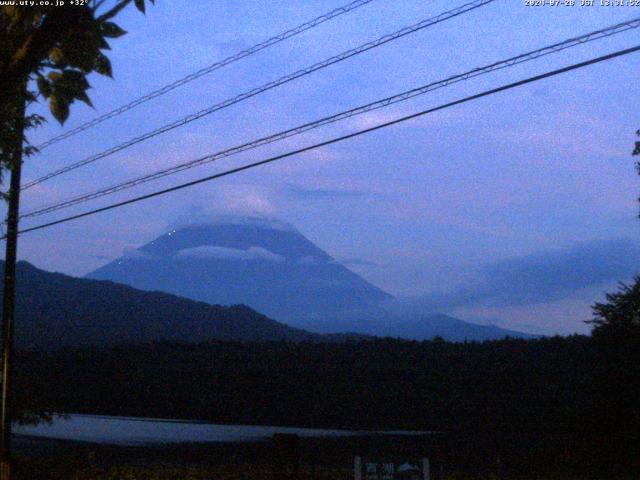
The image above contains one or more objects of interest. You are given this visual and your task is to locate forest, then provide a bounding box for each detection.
[14,330,640,477]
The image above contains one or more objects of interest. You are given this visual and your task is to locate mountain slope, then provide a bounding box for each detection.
[87,217,392,330]
[0,260,322,350]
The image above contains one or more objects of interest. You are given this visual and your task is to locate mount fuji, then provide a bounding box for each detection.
[87,216,534,340]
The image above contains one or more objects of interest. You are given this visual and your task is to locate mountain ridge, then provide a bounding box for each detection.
[0,256,536,347]
[0,260,329,350]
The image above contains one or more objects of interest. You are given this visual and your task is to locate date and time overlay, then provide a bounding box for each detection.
[526,0,640,7]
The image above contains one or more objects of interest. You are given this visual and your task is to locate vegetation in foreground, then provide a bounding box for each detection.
[12,456,638,480]
[12,333,639,478]
[16,460,347,480]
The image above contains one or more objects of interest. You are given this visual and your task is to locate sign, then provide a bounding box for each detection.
[354,457,430,480]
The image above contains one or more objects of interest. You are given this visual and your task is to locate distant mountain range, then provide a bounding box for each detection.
[87,216,536,341]
[363,311,537,341]
[0,258,530,351]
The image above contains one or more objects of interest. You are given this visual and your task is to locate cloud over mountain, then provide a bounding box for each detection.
[406,238,640,311]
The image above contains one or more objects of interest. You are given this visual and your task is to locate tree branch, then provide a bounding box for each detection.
[96,0,132,22]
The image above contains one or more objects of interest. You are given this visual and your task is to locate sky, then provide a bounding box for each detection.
[5,0,640,335]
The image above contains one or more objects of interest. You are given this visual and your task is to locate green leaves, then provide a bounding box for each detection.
[58,39,100,73]
[134,0,146,14]
[2,5,19,22]
[1,0,153,135]
[42,70,93,124]
[94,52,112,78]
[62,70,93,106]
[34,12,134,124]
[49,95,70,125]
[101,21,127,38]
[136,0,155,13]
[36,75,52,98]
[48,47,65,65]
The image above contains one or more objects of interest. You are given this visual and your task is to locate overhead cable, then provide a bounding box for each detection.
[22,0,496,190]
[34,0,378,150]
[9,44,639,239]
[20,17,640,220]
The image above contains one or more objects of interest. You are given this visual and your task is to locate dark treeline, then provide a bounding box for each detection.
[14,334,639,475]
[17,336,593,431]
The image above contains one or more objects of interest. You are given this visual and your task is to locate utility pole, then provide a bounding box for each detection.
[0,86,26,480]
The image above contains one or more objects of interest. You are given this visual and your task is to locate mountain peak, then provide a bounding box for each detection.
[139,216,326,262]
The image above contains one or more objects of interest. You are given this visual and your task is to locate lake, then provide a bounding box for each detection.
[14,414,427,446]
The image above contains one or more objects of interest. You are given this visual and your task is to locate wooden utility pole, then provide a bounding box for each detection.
[0,86,26,480]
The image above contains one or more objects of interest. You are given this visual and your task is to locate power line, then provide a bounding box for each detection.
[19,17,640,220]
[22,0,496,191]
[8,45,639,240]
[33,0,377,151]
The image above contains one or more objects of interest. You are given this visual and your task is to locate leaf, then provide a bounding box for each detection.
[49,47,65,65]
[134,0,145,14]
[58,70,92,105]
[60,42,99,72]
[94,53,113,78]
[62,69,89,87]
[36,76,52,98]
[101,21,127,38]
[50,96,70,125]
[24,114,46,129]
[76,91,94,108]
[98,36,111,50]
[46,70,94,120]
[23,146,39,158]
[3,6,19,22]
[24,89,38,103]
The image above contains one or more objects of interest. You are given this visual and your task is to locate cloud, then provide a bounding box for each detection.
[172,211,294,233]
[284,184,373,200]
[176,245,285,262]
[170,186,281,229]
[401,238,640,311]
[352,109,405,130]
[477,238,640,306]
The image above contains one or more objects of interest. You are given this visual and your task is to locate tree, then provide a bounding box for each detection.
[588,280,640,474]
[0,1,156,128]
[1,2,154,477]
[635,130,640,215]
[589,279,640,336]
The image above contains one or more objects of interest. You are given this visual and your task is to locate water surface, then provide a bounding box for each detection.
[15,414,426,446]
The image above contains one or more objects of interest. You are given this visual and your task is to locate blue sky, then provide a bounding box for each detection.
[7,0,640,335]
